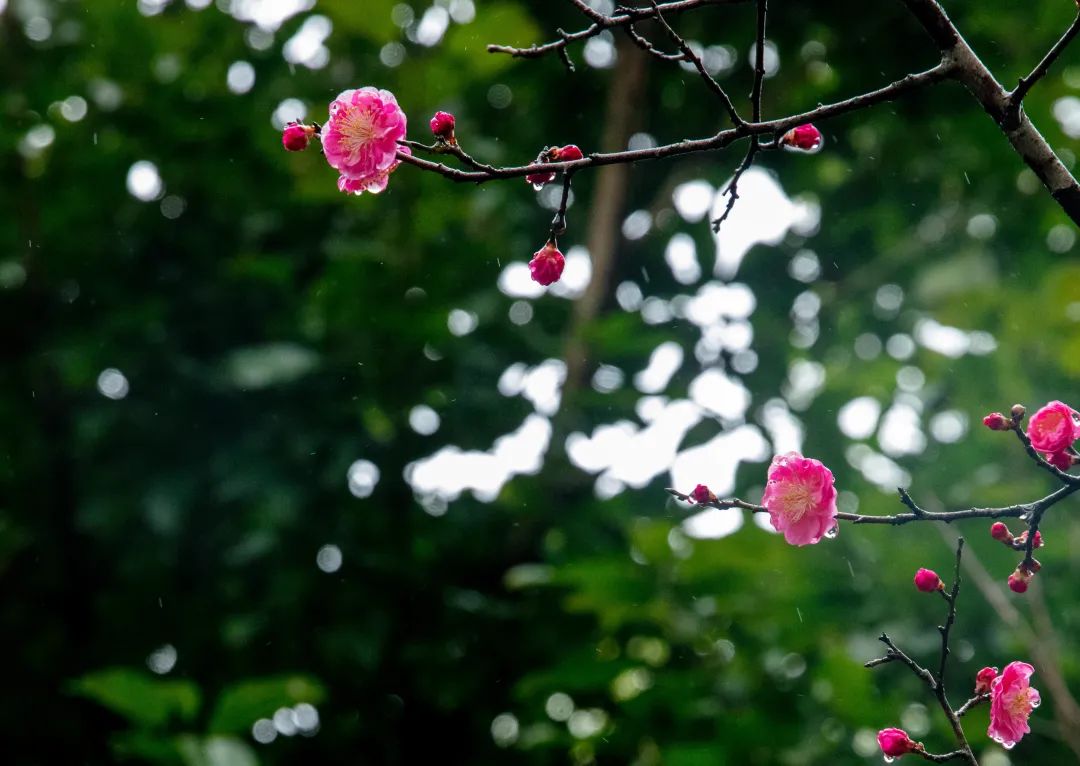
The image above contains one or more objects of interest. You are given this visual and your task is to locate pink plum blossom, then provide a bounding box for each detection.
[322,87,407,186]
[988,661,1040,748]
[990,522,1012,542]
[761,452,838,546]
[1027,400,1080,456]
[528,241,565,286]
[877,728,916,758]
[337,146,411,195]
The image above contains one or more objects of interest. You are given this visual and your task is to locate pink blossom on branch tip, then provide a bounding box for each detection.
[988,661,1040,749]
[877,728,917,758]
[322,87,407,186]
[761,452,838,546]
[1027,400,1080,456]
[913,568,943,593]
[528,241,565,286]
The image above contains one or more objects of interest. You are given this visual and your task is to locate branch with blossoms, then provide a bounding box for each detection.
[281,0,1080,294]
[669,400,1080,597]
[867,538,1041,764]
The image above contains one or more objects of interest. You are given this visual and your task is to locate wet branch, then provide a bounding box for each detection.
[1010,11,1080,109]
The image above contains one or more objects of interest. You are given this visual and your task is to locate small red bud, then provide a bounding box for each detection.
[877,728,917,758]
[1046,451,1074,471]
[554,144,584,162]
[282,122,315,152]
[990,522,1013,543]
[974,666,998,695]
[1032,530,1044,548]
[1008,569,1032,593]
[690,484,713,504]
[779,123,823,152]
[528,241,565,287]
[1020,557,1042,574]
[982,412,1010,431]
[429,111,456,142]
[914,568,944,593]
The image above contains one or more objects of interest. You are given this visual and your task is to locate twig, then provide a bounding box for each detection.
[865,539,978,765]
[1010,12,1080,108]
[550,173,574,236]
[955,694,990,718]
[486,0,746,61]
[710,141,758,231]
[395,63,951,184]
[647,0,744,125]
[623,23,686,62]
[750,0,767,123]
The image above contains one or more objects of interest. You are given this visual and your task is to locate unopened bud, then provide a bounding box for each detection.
[690,484,713,504]
[974,666,999,695]
[1008,568,1033,593]
[983,412,1010,431]
[429,111,456,143]
[914,568,944,593]
[779,124,823,152]
[1011,403,1026,421]
[990,522,1013,543]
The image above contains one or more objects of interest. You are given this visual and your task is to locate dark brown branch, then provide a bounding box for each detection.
[955,694,990,718]
[623,23,686,62]
[1009,422,1080,485]
[486,0,746,61]
[550,173,574,236]
[1010,12,1080,108]
[647,0,744,125]
[899,0,1080,226]
[396,63,951,184]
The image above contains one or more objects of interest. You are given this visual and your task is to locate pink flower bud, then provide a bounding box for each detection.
[780,124,823,152]
[1046,451,1074,471]
[429,111,456,142]
[690,484,712,503]
[877,728,916,758]
[554,144,584,161]
[282,122,314,152]
[1008,570,1031,594]
[914,568,943,593]
[525,170,557,188]
[983,412,1010,431]
[975,666,999,695]
[1032,530,1044,548]
[528,241,565,286]
[990,522,1013,543]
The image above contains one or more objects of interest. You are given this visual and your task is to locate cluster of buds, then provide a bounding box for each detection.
[989,522,1045,593]
[526,144,584,188]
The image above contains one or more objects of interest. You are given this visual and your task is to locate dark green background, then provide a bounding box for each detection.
[3,0,1080,764]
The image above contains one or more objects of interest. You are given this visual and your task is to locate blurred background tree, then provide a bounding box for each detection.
[3,0,1080,764]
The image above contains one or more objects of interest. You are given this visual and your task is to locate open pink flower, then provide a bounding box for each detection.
[337,146,411,195]
[1027,401,1080,455]
[988,661,1040,748]
[322,87,407,183]
[761,452,838,546]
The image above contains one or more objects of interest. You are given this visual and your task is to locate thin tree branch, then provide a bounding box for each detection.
[1010,12,1080,108]
[486,0,747,61]
[395,63,952,184]
[711,141,758,231]
[955,694,990,718]
[750,0,767,123]
[647,0,745,125]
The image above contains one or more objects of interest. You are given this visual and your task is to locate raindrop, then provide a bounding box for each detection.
[824,524,839,539]
[531,182,545,192]
[884,757,894,764]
